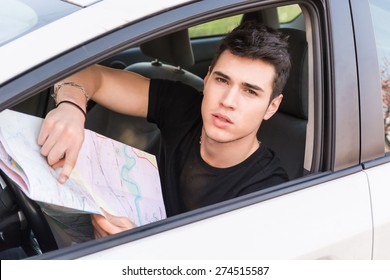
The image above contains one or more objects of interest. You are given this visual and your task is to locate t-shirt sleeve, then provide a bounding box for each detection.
[147,79,203,130]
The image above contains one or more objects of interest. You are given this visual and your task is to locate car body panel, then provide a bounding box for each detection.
[0,0,389,260]
[76,171,372,260]
[0,0,192,85]
[350,0,386,162]
[364,162,390,259]
[326,0,360,171]
[351,0,390,260]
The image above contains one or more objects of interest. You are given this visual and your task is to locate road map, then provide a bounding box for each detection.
[0,109,166,226]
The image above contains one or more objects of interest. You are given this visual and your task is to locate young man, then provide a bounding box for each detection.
[38,21,291,238]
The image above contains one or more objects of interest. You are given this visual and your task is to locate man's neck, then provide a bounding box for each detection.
[199,130,260,168]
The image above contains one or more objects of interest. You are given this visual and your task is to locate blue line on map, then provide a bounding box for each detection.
[120,145,142,225]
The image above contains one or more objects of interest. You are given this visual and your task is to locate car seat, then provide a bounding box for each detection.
[127,30,204,92]
[85,29,204,155]
[257,28,308,180]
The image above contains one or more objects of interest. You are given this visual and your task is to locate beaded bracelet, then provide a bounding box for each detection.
[55,100,86,119]
[52,82,90,104]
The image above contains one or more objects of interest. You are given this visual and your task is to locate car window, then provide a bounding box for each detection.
[277,4,302,23]
[188,14,243,38]
[369,0,390,152]
[0,0,38,45]
[188,4,302,38]
[0,0,79,46]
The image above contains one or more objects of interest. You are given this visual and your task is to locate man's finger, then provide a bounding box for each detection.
[52,159,65,169]
[37,115,54,146]
[58,149,79,183]
[58,163,72,183]
[92,214,113,237]
[91,214,108,238]
[100,209,136,231]
[37,129,48,146]
[47,148,66,166]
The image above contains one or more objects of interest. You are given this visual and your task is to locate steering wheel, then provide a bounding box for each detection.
[0,170,58,254]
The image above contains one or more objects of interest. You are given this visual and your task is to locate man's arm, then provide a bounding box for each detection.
[38,64,151,183]
[86,64,150,117]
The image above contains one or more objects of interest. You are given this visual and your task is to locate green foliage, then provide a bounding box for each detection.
[188,4,302,38]
[277,4,302,23]
[189,15,242,38]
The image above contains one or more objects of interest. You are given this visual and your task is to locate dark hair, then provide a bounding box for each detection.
[210,21,291,99]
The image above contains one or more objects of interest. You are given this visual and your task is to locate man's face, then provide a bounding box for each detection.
[201,50,282,145]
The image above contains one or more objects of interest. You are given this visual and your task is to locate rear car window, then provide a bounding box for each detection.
[369,0,390,152]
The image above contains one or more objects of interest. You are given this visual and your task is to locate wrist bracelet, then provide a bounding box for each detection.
[52,82,90,104]
[55,100,86,119]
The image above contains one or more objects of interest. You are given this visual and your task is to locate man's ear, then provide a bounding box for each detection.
[263,94,283,120]
[203,66,211,84]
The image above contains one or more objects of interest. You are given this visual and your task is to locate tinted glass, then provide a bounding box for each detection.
[369,0,390,151]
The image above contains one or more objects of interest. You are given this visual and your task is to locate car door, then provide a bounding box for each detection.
[351,0,390,260]
[0,0,375,260]
[39,0,373,260]
[73,172,371,260]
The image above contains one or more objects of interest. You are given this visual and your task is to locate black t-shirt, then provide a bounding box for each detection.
[147,79,288,216]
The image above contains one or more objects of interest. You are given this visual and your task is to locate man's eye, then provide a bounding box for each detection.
[216,77,227,84]
[246,89,258,96]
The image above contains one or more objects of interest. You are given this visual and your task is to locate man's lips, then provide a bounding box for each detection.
[211,113,233,127]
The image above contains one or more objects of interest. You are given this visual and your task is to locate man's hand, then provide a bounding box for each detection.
[38,104,85,183]
[91,209,136,239]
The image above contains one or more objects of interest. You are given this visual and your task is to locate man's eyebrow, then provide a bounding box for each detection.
[242,82,264,93]
[213,71,264,93]
[213,71,230,80]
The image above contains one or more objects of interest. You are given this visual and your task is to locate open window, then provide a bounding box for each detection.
[91,4,316,180]
[1,0,333,259]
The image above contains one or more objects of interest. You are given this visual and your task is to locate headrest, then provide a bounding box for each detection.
[140,29,195,67]
[278,28,308,120]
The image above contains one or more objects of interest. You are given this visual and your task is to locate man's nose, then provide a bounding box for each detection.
[220,87,239,109]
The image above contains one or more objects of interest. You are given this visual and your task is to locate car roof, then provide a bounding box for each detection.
[0,0,192,85]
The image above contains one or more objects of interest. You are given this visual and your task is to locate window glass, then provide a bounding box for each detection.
[0,0,78,46]
[0,0,38,45]
[277,4,302,23]
[188,4,302,38]
[369,0,390,152]
[188,15,243,38]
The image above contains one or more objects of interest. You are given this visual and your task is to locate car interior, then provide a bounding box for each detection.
[88,9,309,180]
[0,3,312,258]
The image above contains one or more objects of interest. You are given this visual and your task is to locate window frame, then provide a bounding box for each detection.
[0,0,368,259]
[350,0,390,166]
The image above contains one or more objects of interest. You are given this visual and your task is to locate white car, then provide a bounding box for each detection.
[0,0,389,260]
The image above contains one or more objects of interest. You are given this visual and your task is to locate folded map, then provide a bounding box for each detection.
[0,109,166,226]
